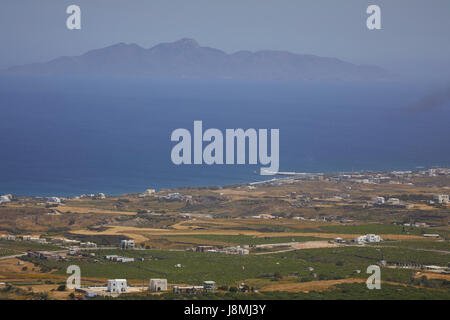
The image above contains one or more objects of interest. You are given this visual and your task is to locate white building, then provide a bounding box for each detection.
[116,257,134,263]
[433,194,449,204]
[62,239,80,246]
[138,189,156,198]
[220,246,250,255]
[366,234,382,242]
[80,241,97,248]
[374,196,385,205]
[96,193,106,200]
[149,279,167,292]
[86,291,98,298]
[47,197,61,203]
[107,279,127,293]
[104,255,119,260]
[251,214,276,219]
[167,192,183,200]
[355,234,382,244]
[120,239,135,249]
[423,265,447,272]
[0,195,11,204]
[387,198,400,205]
[68,249,79,256]
[104,255,134,263]
[334,237,344,243]
[423,234,440,238]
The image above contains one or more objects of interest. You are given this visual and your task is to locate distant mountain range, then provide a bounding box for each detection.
[3,39,389,81]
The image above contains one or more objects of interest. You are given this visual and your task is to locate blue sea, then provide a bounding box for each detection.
[0,76,449,197]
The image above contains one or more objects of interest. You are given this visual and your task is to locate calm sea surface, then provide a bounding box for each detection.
[0,77,449,196]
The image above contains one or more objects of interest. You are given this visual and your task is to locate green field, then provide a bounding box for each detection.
[315,224,424,235]
[368,240,450,251]
[0,248,19,257]
[279,246,449,267]
[193,223,427,235]
[0,240,63,252]
[166,234,328,245]
[23,246,449,288]
[228,223,440,236]
[27,249,322,285]
[103,283,450,300]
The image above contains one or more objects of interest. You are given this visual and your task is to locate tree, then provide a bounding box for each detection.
[273,272,283,280]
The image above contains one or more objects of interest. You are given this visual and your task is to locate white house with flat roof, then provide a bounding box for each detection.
[374,196,385,205]
[107,279,127,293]
[120,239,135,249]
[149,279,167,291]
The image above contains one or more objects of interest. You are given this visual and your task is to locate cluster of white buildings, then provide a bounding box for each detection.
[426,168,450,177]
[158,192,192,202]
[193,245,250,255]
[138,189,156,198]
[22,235,47,244]
[0,234,17,241]
[79,241,97,248]
[249,214,277,219]
[222,246,250,255]
[374,194,448,208]
[433,194,449,204]
[73,193,106,200]
[179,212,212,219]
[354,234,383,244]
[403,222,429,228]
[46,197,61,204]
[173,281,216,294]
[334,174,395,185]
[374,196,403,206]
[1,234,47,244]
[104,254,135,263]
[83,278,169,297]
[373,196,415,208]
[0,234,98,250]
[329,167,450,185]
[49,237,97,248]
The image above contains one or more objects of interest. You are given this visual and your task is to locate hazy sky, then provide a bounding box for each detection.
[1,0,449,76]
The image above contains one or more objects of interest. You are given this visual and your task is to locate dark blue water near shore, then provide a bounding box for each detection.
[0,77,449,197]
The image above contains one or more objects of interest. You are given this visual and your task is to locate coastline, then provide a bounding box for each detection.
[2,165,448,199]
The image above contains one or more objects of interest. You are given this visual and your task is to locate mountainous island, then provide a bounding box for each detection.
[3,39,389,81]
